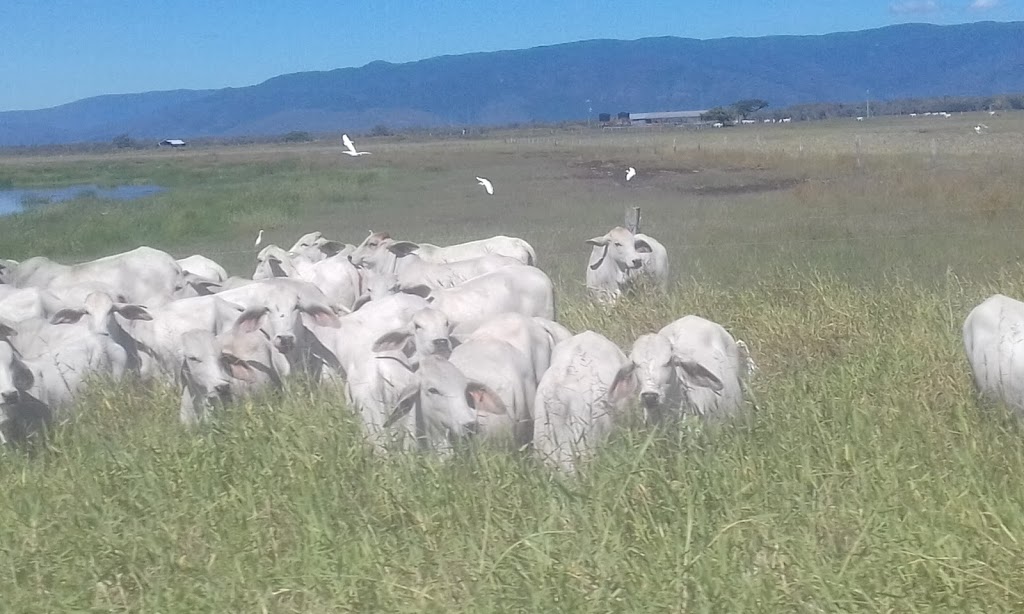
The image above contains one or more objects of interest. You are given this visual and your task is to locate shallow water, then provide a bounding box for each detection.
[0,184,166,216]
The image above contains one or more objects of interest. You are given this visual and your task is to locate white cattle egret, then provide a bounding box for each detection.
[625,167,636,181]
[254,229,264,247]
[342,134,372,156]
[476,176,494,195]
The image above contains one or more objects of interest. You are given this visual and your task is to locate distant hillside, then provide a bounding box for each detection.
[2,21,1024,146]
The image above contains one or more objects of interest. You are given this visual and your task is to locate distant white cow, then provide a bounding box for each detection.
[10,246,186,306]
[253,245,362,310]
[176,255,229,282]
[533,331,639,473]
[348,237,523,291]
[354,232,536,266]
[585,226,645,304]
[0,287,66,323]
[287,231,352,263]
[962,294,1024,414]
[398,266,556,323]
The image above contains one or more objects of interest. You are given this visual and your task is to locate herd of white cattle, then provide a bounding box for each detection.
[1,225,1020,472]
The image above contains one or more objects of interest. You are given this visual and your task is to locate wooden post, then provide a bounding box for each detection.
[625,206,641,234]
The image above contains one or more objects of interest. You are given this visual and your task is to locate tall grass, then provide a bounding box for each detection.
[2,120,1024,611]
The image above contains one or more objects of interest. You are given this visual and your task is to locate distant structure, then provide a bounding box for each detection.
[159,139,187,148]
[629,110,708,126]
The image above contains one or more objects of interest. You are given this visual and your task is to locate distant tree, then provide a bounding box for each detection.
[369,124,393,137]
[617,111,630,120]
[282,131,313,143]
[700,107,734,123]
[112,133,135,149]
[733,99,769,119]
[598,113,611,123]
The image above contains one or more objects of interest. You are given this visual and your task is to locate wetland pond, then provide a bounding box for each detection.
[0,184,166,216]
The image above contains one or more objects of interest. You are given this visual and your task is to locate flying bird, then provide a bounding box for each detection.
[254,229,264,248]
[476,176,494,195]
[625,167,636,182]
[342,134,372,156]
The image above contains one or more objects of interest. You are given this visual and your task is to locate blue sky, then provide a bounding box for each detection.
[0,0,1019,111]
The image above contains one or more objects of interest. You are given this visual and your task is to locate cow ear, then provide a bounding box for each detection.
[586,235,610,247]
[466,382,507,415]
[375,352,416,372]
[319,240,347,257]
[0,319,17,338]
[675,359,724,392]
[12,357,34,391]
[634,239,653,253]
[300,301,341,328]
[189,279,222,295]
[589,244,609,270]
[115,303,153,321]
[50,308,87,325]
[351,294,372,311]
[372,329,414,353]
[267,257,290,278]
[233,307,269,333]
[400,284,432,298]
[384,384,419,427]
[388,241,420,257]
[609,362,638,404]
[222,354,259,382]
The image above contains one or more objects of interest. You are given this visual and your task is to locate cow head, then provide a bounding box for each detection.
[383,355,504,445]
[372,307,456,360]
[587,226,644,272]
[624,333,724,422]
[50,291,152,336]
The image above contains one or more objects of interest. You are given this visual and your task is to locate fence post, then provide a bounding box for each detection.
[625,207,642,234]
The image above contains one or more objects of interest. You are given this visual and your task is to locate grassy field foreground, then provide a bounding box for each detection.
[3,117,1024,611]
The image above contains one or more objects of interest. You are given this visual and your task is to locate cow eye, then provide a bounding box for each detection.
[614,242,623,247]
[427,387,441,395]
[414,323,421,330]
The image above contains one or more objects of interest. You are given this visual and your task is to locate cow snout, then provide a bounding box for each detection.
[214,383,231,395]
[275,335,295,353]
[1,390,20,404]
[432,338,451,353]
[640,392,660,408]
[631,258,643,269]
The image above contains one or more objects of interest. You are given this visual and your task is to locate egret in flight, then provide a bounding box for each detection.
[476,176,494,195]
[342,134,372,156]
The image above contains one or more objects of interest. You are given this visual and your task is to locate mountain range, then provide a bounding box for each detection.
[2,21,1023,146]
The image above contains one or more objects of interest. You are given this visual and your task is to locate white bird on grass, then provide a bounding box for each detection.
[254,229,264,248]
[476,176,494,195]
[625,166,636,182]
[974,124,989,134]
[342,134,372,156]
